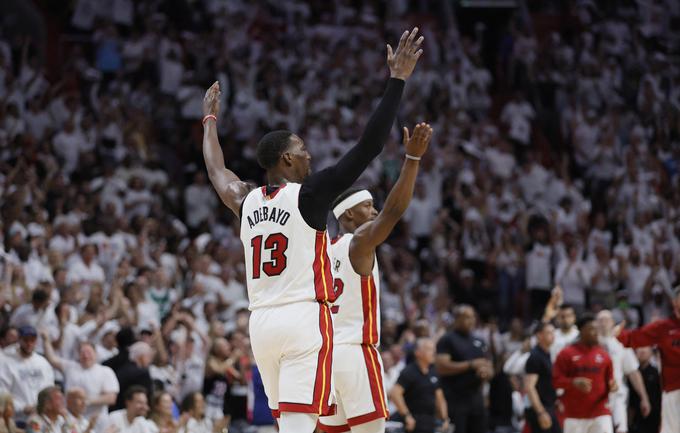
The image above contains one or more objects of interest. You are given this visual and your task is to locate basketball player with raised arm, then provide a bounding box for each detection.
[201,28,424,433]
[318,123,433,433]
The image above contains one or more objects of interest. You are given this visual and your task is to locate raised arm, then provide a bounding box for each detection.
[39,328,64,373]
[617,319,665,348]
[202,82,254,217]
[349,123,432,275]
[299,27,424,230]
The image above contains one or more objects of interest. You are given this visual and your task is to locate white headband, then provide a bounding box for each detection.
[333,190,373,219]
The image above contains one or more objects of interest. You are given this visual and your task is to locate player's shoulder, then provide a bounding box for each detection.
[331,233,352,247]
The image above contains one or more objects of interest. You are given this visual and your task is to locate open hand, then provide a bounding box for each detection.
[203,81,220,117]
[403,123,433,159]
[388,27,424,81]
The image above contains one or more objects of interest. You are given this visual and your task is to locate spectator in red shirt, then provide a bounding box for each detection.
[617,286,680,433]
[553,313,617,433]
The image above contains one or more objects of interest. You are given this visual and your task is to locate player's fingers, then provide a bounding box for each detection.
[402,127,410,145]
[387,44,393,61]
[407,27,418,45]
[413,36,425,51]
[413,123,425,141]
[398,30,409,49]
[414,49,424,60]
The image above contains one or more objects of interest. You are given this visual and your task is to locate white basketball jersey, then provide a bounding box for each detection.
[330,234,381,346]
[240,183,335,310]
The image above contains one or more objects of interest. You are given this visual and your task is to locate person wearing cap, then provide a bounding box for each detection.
[318,122,432,433]
[616,286,680,433]
[0,325,54,426]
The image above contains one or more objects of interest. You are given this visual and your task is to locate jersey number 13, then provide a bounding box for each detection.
[251,233,289,278]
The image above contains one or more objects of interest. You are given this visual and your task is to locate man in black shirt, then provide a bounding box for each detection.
[524,322,560,433]
[628,347,661,433]
[435,305,492,433]
[391,338,449,433]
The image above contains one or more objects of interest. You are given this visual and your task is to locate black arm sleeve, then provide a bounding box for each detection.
[298,78,405,230]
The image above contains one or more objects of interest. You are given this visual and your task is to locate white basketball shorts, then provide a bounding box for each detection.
[318,343,388,432]
[564,415,614,433]
[249,301,335,417]
[661,389,680,433]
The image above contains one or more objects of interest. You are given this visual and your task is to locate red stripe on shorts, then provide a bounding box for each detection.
[313,231,334,301]
[361,276,379,345]
[278,303,335,416]
[351,345,388,426]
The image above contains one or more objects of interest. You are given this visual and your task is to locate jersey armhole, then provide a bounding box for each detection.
[238,196,245,220]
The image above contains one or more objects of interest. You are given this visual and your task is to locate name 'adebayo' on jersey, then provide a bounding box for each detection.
[245,206,291,229]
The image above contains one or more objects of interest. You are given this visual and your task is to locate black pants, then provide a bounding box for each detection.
[449,401,487,433]
[526,407,561,433]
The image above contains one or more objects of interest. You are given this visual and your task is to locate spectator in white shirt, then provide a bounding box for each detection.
[41,333,119,420]
[596,310,651,433]
[555,244,590,313]
[178,392,220,433]
[501,91,535,149]
[26,386,66,433]
[0,326,55,424]
[65,388,97,433]
[619,247,653,320]
[184,172,217,230]
[52,118,87,177]
[103,386,155,433]
[66,245,105,296]
[525,222,553,320]
[551,304,579,360]
[9,289,54,332]
[588,245,619,309]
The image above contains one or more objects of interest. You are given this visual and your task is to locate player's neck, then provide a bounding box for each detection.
[267,169,298,185]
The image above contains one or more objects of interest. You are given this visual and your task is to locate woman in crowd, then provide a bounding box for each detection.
[149,392,178,433]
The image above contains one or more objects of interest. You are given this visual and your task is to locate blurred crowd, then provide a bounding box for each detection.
[1,0,679,432]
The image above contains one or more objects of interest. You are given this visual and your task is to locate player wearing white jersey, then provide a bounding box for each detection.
[319,123,433,433]
[596,310,651,433]
[201,28,424,433]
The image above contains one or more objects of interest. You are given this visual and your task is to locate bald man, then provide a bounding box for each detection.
[597,310,650,433]
[65,388,96,433]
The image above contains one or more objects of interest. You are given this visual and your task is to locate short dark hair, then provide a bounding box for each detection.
[32,289,49,304]
[180,392,201,413]
[37,386,61,414]
[331,188,364,211]
[576,313,596,330]
[559,304,575,312]
[124,385,147,402]
[256,130,293,169]
[534,321,553,334]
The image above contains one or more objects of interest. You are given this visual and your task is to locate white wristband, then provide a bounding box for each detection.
[405,154,421,161]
